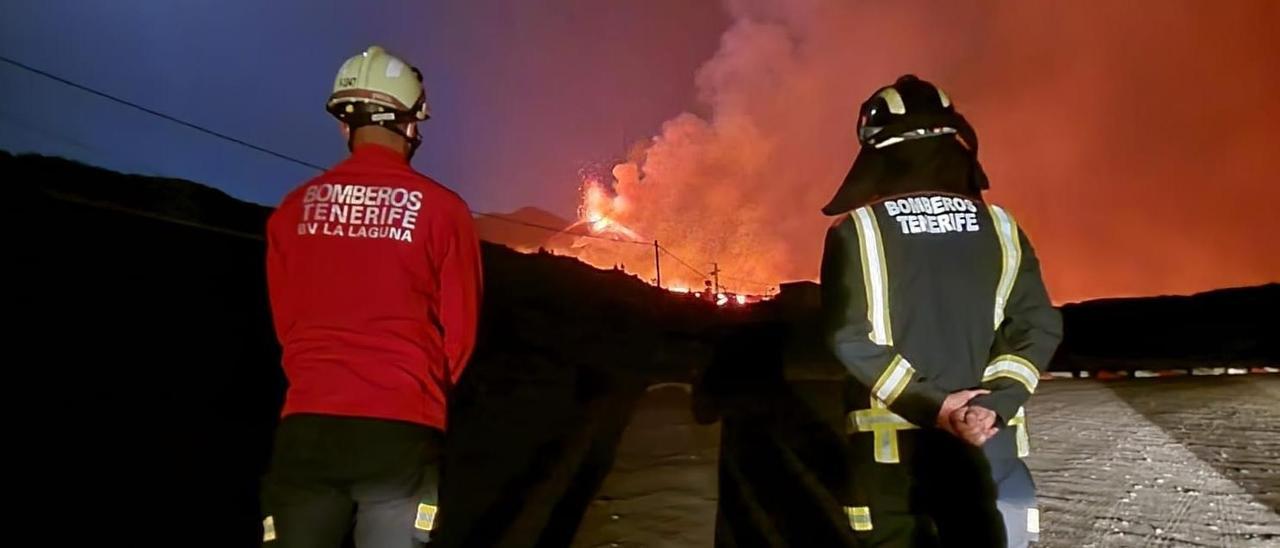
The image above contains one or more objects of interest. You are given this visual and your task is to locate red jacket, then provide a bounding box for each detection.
[266,144,482,430]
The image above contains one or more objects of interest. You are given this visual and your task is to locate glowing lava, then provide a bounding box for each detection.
[570,178,642,241]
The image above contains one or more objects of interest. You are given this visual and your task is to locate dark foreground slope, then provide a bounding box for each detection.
[9,151,1275,546]
[12,151,728,547]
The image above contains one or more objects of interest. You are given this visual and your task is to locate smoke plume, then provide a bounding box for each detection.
[567,0,1280,302]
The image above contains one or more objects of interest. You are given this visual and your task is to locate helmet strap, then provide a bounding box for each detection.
[404,124,422,160]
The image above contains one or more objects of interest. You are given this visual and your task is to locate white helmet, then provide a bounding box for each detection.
[326,46,430,149]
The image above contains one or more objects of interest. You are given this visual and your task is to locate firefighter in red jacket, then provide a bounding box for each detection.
[260,45,482,548]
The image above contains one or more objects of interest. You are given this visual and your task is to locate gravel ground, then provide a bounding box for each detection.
[573,375,1280,547]
[1029,375,1279,547]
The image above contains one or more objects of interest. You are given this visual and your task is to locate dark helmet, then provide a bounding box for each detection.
[856,74,975,152]
[822,75,988,215]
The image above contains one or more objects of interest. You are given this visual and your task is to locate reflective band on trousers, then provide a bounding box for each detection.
[845,506,874,531]
[416,504,437,531]
[1008,406,1031,457]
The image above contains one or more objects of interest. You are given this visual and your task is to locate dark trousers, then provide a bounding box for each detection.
[843,429,1007,548]
[261,414,443,548]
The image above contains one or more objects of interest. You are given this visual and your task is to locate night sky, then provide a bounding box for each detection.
[3,1,1277,303]
[0,0,725,210]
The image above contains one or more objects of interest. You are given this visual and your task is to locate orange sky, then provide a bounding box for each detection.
[560,0,1280,303]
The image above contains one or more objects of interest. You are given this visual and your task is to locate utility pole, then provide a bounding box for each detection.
[710,262,721,295]
[653,240,662,289]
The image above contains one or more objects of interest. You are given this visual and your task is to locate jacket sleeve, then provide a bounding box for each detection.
[971,226,1062,422]
[438,200,483,388]
[821,219,949,428]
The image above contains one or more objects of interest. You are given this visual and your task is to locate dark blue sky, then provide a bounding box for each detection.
[0,0,725,214]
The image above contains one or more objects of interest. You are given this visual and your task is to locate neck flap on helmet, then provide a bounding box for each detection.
[822,113,988,216]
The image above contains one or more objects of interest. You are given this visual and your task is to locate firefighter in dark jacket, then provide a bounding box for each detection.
[820,75,1062,547]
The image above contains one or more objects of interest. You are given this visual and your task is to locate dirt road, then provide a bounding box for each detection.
[573,375,1280,547]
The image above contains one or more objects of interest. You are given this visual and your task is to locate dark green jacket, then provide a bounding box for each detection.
[821,193,1062,459]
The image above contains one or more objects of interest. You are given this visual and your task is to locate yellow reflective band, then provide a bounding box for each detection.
[878,87,907,114]
[415,503,437,531]
[851,404,919,463]
[1008,407,1031,457]
[989,205,1022,330]
[872,355,915,406]
[852,207,893,346]
[263,516,276,542]
[853,407,917,430]
[984,354,1040,393]
[874,428,898,463]
[845,506,874,531]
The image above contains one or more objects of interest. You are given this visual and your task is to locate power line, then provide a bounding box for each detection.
[657,246,709,280]
[6,54,779,293]
[472,212,651,246]
[655,245,773,290]
[718,273,776,289]
[658,246,777,293]
[0,110,100,154]
[6,58,658,242]
[0,54,328,173]
[40,191,266,242]
[478,214,780,293]
[470,214,773,291]
[1,55,641,246]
